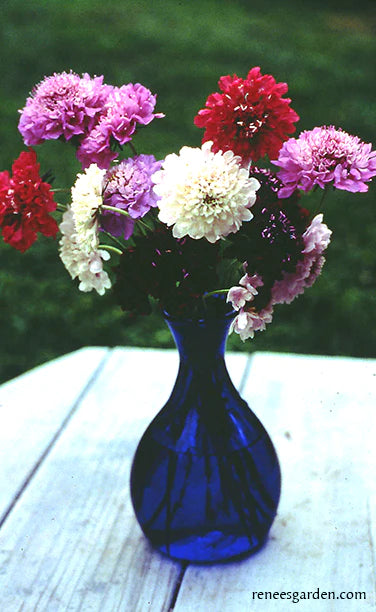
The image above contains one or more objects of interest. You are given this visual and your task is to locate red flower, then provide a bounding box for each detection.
[194,66,299,163]
[0,150,58,252]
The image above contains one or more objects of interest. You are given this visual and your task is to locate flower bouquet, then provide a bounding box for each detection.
[2,67,375,338]
[1,67,375,563]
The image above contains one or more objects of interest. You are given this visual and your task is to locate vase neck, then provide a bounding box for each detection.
[165,313,235,366]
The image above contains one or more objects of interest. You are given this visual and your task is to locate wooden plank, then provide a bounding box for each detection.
[0,348,249,611]
[175,353,376,611]
[0,347,109,521]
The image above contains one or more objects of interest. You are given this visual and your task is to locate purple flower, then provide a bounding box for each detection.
[77,84,164,170]
[101,155,161,239]
[271,213,332,304]
[273,126,376,198]
[18,71,110,145]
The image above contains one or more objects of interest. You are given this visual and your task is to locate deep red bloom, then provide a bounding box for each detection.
[0,150,58,252]
[194,66,299,163]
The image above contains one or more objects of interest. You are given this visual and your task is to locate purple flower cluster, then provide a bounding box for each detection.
[101,154,161,239]
[18,71,163,170]
[273,126,376,198]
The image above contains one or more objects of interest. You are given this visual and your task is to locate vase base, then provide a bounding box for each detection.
[147,529,268,564]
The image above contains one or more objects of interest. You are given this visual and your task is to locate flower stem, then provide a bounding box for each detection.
[98,244,123,256]
[203,288,230,300]
[101,231,125,251]
[56,203,68,212]
[101,204,132,218]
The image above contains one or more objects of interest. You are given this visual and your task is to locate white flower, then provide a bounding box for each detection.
[71,163,106,251]
[59,208,111,295]
[153,141,260,243]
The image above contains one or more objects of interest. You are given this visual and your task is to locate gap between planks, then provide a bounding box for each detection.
[0,349,112,532]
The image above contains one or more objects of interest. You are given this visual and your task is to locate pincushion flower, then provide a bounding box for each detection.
[194,66,299,163]
[101,154,161,240]
[0,149,58,252]
[59,208,111,295]
[70,164,106,250]
[230,305,274,341]
[153,141,260,243]
[77,84,164,169]
[271,214,332,304]
[227,272,263,310]
[18,71,110,145]
[274,126,376,198]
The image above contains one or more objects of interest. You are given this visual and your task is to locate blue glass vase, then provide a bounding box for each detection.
[130,307,281,563]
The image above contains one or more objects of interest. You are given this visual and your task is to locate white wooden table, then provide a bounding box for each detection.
[0,347,375,611]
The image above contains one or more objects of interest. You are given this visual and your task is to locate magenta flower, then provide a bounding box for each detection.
[271,213,332,304]
[273,126,376,198]
[101,155,161,240]
[18,71,110,145]
[77,84,164,169]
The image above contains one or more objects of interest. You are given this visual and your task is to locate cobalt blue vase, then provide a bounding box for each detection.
[130,306,281,563]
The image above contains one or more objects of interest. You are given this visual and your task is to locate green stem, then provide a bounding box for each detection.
[56,203,67,212]
[203,288,230,300]
[102,204,132,218]
[102,204,151,233]
[101,231,125,251]
[52,188,71,193]
[98,244,123,256]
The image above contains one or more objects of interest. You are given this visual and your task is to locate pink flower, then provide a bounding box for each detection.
[271,214,331,304]
[194,66,299,163]
[77,83,164,169]
[273,126,376,198]
[18,71,110,145]
[227,272,263,310]
[230,305,274,341]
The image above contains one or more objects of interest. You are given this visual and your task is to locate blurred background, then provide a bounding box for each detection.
[0,0,375,384]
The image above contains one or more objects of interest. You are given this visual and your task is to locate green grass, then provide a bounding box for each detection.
[1,0,376,383]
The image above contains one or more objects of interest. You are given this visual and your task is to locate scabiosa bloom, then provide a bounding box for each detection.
[18,71,110,146]
[59,208,111,295]
[0,150,58,252]
[77,84,164,169]
[274,126,376,198]
[70,164,106,251]
[101,155,161,240]
[230,304,274,341]
[194,66,299,163]
[271,213,332,304]
[227,272,263,310]
[153,141,260,243]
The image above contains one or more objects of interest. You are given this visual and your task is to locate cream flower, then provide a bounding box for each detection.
[59,208,111,295]
[71,163,106,250]
[153,141,260,243]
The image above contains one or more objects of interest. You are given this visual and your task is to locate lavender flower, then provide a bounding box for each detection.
[18,71,110,145]
[273,126,376,198]
[101,155,161,239]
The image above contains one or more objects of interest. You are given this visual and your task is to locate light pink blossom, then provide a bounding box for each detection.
[230,305,274,341]
[271,213,331,304]
[227,272,263,310]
